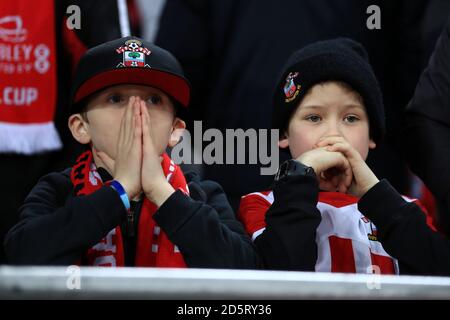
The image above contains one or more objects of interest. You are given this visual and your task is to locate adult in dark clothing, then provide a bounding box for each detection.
[4,36,258,269]
[0,0,126,264]
[156,0,428,211]
[421,0,450,64]
[402,17,450,235]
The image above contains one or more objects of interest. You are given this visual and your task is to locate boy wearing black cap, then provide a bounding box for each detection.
[5,37,258,268]
[238,38,434,274]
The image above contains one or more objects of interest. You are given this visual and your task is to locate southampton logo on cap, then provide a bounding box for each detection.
[116,39,151,68]
[284,72,301,103]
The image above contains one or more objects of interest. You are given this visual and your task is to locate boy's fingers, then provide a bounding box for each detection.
[133,113,142,145]
[338,147,358,179]
[330,174,340,190]
[318,135,342,141]
[143,101,153,137]
[327,144,360,192]
[141,102,149,137]
[344,163,353,188]
[317,136,347,148]
[329,142,361,165]
[131,97,141,136]
[339,164,353,193]
[130,97,142,143]
[326,156,352,192]
[317,135,342,142]
[133,101,142,140]
[337,179,346,193]
[141,102,153,156]
[129,101,136,139]
[126,97,136,130]
[118,96,132,144]
[327,152,352,192]
[122,96,135,145]
[142,100,150,123]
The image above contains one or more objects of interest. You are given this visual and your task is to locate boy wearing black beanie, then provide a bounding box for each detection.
[238,38,435,274]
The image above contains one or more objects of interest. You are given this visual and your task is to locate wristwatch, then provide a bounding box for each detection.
[274,159,315,182]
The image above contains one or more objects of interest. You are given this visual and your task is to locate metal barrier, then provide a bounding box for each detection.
[1,266,449,299]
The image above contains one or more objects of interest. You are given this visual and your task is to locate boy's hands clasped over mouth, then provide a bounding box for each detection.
[298,135,379,197]
[96,96,175,205]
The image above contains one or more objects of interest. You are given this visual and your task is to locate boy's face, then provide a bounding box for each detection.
[279,82,376,160]
[69,84,185,161]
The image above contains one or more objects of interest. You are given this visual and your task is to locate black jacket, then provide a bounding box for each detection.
[402,17,450,234]
[4,168,259,269]
[256,173,450,276]
[359,180,450,276]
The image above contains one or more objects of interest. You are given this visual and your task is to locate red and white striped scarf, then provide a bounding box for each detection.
[0,0,62,154]
[71,150,188,267]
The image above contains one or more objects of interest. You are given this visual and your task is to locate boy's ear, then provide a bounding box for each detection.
[278,138,289,149]
[68,114,91,144]
[278,131,289,149]
[168,117,186,147]
[369,139,376,149]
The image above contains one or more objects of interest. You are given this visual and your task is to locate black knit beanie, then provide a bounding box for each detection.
[272,38,385,143]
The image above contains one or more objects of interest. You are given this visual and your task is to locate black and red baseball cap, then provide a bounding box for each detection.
[69,36,190,113]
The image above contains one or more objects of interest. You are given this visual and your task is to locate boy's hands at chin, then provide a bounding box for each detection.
[96,97,142,200]
[297,147,353,194]
[316,136,379,197]
[139,99,175,207]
